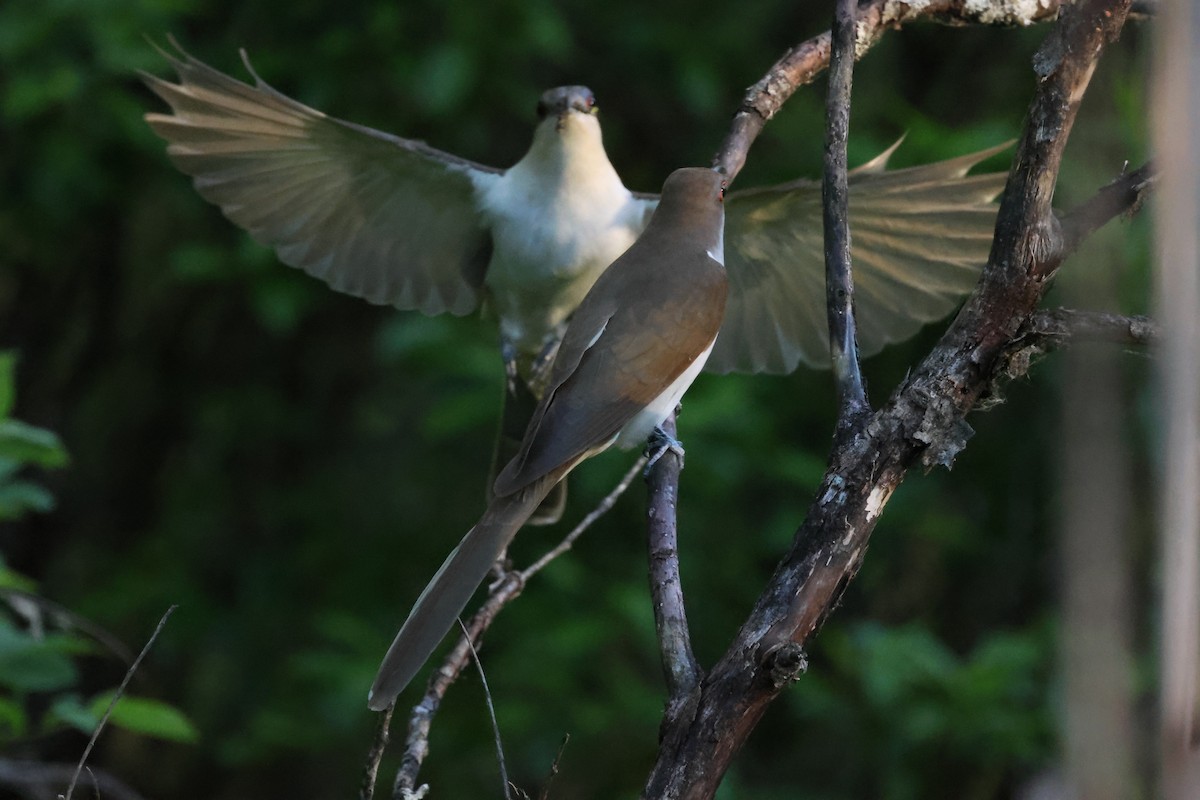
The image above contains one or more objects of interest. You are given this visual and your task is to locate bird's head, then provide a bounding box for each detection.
[535,86,599,134]
[648,168,727,258]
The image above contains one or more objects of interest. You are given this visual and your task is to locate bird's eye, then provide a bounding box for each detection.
[719,183,727,203]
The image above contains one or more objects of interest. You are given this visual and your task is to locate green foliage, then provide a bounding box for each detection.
[88,692,201,743]
[0,361,197,752]
[0,353,70,520]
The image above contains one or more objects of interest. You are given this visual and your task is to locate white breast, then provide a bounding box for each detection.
[613,338,716,450]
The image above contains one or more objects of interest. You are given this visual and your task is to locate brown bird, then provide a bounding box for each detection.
[141,41,1006,525]
[367,167,728,710]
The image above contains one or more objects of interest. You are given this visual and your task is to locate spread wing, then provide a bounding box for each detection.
[142,39,502,316]
[707,142,1010,374]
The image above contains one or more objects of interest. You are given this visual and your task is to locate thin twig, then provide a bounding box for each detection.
[823,0,869,432]
[62,605,177,800]
[392,457,647,796]
[536,735,570,800]
[1059,161,1155,254]
[645,413,700,719]
[0,760,149,800]
[360,702,393,800]
[457,619,512,800]
[522,456,648,578]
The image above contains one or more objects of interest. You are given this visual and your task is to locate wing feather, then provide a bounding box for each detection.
[143,39,502,317]
[710,142,1010,374]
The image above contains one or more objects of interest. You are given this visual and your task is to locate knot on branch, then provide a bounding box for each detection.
[906,384,976,470]
[762,642,808,689]
[1029,212,1067,278]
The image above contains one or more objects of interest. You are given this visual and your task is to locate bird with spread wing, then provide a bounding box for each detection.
[142,40,1006,524]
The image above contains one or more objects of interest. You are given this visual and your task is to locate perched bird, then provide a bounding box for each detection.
[367,166,728,709]
[142,41,1006,523]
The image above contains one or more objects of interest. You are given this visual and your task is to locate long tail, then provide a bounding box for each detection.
[489,377,568,525]
[368,465,570,710]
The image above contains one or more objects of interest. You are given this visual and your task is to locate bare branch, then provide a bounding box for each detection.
[391,457,647,796]
[360,704,393,800]
[823,0,870,430]
[63,605,176,800]
[457,620,512,800]
[996,308,1158,382]
[645,413,700,719]
[0,760,149,800]
[712,0,1063,180]
[644,1,1133,797]
[1059,161,1155,254]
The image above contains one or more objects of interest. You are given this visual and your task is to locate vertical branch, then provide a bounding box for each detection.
[1152,0,1200,794]
[822,0,869,429]
[645,413,701,719]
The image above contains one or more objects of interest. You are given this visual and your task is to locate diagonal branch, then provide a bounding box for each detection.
[643,1,1133,797]
[387,457,647,798]
[712,0,1063,181]
[1059,161,1155,254]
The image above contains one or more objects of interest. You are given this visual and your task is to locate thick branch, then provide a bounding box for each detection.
[643,1,1132,797]
[712,0,1062,180]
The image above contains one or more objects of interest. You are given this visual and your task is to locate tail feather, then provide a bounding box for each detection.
[489,378,568,525]
[368,466,569,710]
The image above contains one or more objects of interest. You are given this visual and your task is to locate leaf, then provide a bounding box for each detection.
[0,480,55,520]
[0,352,15,418]
[0,696,27,739]
[0,622,80,693]
[0,564,39,592]
[45,694,98,735]
[87,693,199,744]
[0,420,69,468]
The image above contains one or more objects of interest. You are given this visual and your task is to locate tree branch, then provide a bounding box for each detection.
[0,760,150,800]
[823,0,870,431]
[643,1,1132,797]
[1059,161,1155,255]
[389,457,647,797]
[712,0,1063,181]
[645,413,701,724]
[996,308,1158,383]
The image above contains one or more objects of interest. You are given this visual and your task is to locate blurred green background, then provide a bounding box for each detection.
[0,1,1152,798]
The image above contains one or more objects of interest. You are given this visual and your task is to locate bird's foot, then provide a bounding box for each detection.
[644,426,685,475]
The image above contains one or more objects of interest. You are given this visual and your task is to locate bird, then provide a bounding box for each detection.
[367,166,728,710]
[142,40,1007,524]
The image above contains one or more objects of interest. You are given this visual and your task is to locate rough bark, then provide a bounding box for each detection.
[641,1,1133,797]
